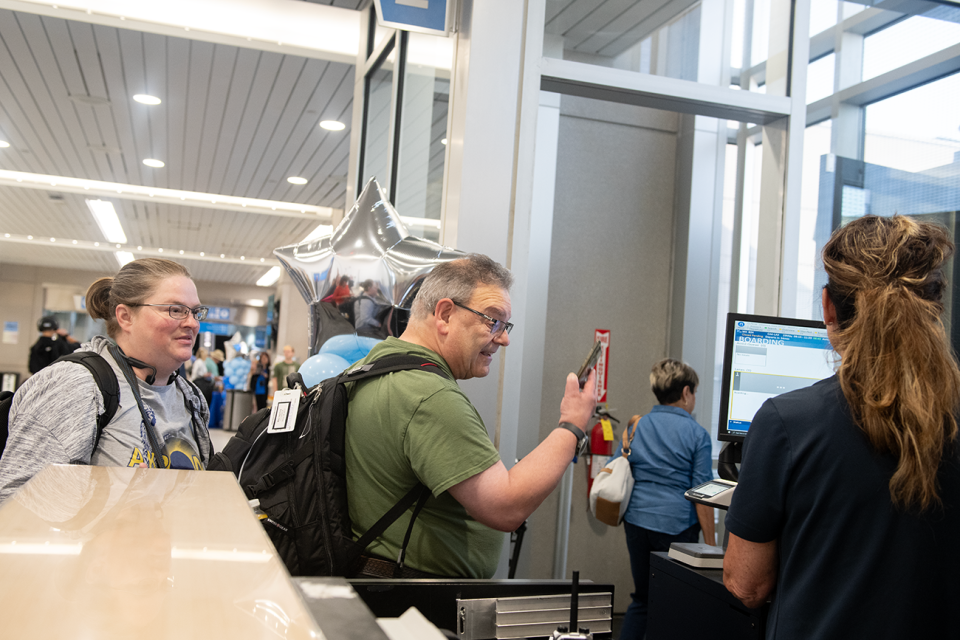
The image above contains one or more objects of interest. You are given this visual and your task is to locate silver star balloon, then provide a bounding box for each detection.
[274,178,464,355]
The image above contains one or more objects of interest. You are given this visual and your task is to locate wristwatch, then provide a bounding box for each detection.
[557,421,589,461]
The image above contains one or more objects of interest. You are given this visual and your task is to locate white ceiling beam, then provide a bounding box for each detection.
[0,170,335,222]
[540,57,792,124]
[0,233,280,266]
[0,0,361,64]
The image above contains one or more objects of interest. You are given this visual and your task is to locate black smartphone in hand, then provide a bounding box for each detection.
[577,340,602,389]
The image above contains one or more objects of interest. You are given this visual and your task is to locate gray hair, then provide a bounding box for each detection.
[411,254,514,320]
[649,358,699,405]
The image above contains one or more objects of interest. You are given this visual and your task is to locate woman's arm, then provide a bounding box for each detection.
[723,533,778,608]
[0,363,101,502]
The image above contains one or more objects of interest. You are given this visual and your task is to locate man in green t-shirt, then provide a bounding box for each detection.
[346,254,598,579]
[271,345,299,393]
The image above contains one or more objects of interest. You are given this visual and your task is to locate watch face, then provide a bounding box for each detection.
[577,437,588,457]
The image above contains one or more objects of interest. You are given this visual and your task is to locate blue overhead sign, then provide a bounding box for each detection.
[374,0,454,35]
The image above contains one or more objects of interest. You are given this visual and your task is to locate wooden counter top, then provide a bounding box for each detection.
[0,464,325,639]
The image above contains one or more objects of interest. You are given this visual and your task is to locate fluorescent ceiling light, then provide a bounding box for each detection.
[319,120,345,131]
[301,224,332,243]
[287,176,308,185]
[0,140,9,148]
[85,199,127,244]
[0,170,334,222]
[143,158,165,168]
[133,94,161,105]
[115,251,135,267]
[257,266,282,287]
[246,299,265,307]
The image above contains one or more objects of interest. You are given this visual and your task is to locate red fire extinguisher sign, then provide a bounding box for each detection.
[594,329,610,402]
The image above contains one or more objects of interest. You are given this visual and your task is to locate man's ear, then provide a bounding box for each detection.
[434,298,456,335]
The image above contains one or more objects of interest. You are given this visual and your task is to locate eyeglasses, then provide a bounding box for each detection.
[129,303,209,321]
[453,301,513,336]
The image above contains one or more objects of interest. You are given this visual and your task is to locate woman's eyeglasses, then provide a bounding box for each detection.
[129,303,210,321]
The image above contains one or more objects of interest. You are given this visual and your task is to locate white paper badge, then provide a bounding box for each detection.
[267,388,301,434]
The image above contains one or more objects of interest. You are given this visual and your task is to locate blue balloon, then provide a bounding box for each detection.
[319,334,382,363]
[298,353,351,388]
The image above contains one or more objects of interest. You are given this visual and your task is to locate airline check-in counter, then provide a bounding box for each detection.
[0,465,613,639]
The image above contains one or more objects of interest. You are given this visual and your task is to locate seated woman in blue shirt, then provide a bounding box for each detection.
[614,358,715,640]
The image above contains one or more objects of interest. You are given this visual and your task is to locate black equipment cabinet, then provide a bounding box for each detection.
[647,552,767,640]
[350,578,615,638]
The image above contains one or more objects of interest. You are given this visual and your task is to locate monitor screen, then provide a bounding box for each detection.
[717,313,836,443]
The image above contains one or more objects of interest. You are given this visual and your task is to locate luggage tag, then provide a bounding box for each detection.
[267,388,301,434]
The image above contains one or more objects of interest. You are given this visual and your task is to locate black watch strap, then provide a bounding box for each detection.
[557,422,588,458]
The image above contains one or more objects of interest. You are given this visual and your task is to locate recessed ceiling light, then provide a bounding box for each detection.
[49,237,55,242]
[240,256,245,260]
[115,244,121,248]
[220,253,225,258]
[137,245,142,250]
[72,240,77,244]
[158,248,163,252]
[319,120,345,131]
[143,159,164,168]
[133,94,161,105]
[287,176,308,185]
[27,235,33,239]
[0,141,9,148]
[200,252,204,257]
[179,250,184,254]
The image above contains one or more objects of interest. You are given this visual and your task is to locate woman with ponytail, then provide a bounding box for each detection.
[724,215,960,639]
[0,258,213,502]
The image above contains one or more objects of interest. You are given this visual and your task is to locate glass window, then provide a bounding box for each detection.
[809,0,838,36]
[542,0,773,92]
[863,16,960,82]
[394,32,453,242]
[864,72,960,174]
[806,53,835,104]
[360,44,397,194]
[796,120,832,320]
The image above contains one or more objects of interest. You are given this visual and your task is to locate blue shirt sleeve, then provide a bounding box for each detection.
[691,428,714,487]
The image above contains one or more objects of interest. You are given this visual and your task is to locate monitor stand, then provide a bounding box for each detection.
[718,441,742,482]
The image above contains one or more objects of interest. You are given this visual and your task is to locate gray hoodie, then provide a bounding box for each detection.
[0,336,213,502]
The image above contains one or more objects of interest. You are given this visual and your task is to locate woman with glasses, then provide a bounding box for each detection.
[0,258,213,502]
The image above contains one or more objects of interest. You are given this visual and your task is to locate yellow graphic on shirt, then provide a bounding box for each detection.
[127,437,202,470]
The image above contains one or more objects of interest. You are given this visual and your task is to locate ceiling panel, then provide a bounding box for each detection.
[0,6,354,286]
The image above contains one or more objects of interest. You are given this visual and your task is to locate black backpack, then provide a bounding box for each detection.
[207,354,449,577]
[1,351,121,460]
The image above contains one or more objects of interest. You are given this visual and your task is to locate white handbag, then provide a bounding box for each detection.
[589,415,640,527]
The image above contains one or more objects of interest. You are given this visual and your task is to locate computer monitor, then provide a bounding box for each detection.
[717,313,836,443]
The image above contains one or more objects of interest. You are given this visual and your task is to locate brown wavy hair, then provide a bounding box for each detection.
[87,258,192,339]
[823,215,960,511]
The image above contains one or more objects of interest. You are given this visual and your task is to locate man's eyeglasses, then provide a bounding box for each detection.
[453,301,513,336]
[129,303,210,321]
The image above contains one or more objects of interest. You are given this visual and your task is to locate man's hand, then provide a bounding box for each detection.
[448,368,600,532]
[559,369,598,429]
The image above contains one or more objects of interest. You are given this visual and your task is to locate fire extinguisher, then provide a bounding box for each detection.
[586,408,619,496]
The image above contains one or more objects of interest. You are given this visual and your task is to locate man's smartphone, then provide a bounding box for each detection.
[577,340,602,389]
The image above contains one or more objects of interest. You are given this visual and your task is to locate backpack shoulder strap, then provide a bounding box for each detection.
[57,351,121,450]
[341,354,451,382]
